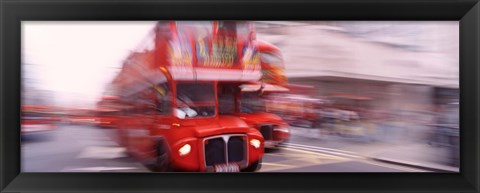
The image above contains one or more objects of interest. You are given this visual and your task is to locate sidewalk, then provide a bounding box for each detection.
[289,127,459,172]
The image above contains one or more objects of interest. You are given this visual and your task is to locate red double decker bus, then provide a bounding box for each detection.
[217,40,291,148]
[95,95,122,128]
[107,21,267,172]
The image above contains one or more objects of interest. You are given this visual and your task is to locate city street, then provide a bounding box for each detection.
[22,124,427,172]
[21,21,459,173]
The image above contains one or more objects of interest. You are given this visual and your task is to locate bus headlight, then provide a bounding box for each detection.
[178,144,191,156]
[250,139,261,149]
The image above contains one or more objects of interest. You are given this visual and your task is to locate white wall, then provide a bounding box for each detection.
[257,21,459,88]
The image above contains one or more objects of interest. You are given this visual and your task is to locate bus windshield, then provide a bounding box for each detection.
[175,83,216,118]
[240,92,267,113]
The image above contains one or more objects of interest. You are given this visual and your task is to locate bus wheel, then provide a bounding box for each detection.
[154,140,172,172]
[242,159,262,172]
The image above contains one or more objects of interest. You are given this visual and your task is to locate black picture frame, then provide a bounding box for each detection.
[1,0,478,192]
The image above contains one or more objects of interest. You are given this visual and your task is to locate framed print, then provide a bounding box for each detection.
[1,0,479,192]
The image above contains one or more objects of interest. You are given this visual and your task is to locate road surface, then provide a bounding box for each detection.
[22,124,427,172]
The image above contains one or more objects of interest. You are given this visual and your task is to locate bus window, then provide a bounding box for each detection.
[218,84,238,115]
[176,82,216,118]
[240,92,266,113]
[176,21,212,66]
[235,21,252,39]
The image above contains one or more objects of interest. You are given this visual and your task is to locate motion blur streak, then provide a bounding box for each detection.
[21,21,459,172]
